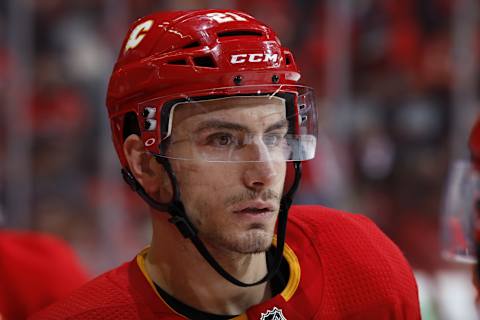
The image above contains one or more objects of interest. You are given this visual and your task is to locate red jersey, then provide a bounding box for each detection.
[0,231,88,320]
[31,206,420,319]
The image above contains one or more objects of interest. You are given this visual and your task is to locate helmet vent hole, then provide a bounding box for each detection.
[167,59,188,65]
[285,54,292,65]
[182,41,201,49]
[217,29,264,38]
[193,55,216,68]
[123,112,140,140]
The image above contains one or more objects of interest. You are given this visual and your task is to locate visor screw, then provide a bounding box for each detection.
[272,75,280,83]
[233,75,242,85]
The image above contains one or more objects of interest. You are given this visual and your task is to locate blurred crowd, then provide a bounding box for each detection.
[0,0,479,318]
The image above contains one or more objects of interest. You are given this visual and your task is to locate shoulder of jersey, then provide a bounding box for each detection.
[288,205,383,237]
[29,262,139,319]
[29,258,187,320]
[287,204,410,266]
[287,205,420,318]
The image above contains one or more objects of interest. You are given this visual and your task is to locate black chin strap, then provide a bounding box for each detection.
[121,160,302,287]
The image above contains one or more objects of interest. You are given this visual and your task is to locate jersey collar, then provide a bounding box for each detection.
[135,237,301,317]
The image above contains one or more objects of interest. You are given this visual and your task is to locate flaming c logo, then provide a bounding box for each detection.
[124,20,154,53]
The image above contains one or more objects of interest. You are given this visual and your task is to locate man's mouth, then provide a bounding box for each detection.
[237,207,271,214]
[232,201,276,215]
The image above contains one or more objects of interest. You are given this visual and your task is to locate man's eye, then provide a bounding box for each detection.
[263,133,285,147]
[206,133,237,147]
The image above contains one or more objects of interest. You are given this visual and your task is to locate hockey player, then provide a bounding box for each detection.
[32,10,420,319]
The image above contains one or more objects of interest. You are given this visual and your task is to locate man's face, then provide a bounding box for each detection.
[165,96,288,254]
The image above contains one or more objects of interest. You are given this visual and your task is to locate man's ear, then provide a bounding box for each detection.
[123,135,171,201]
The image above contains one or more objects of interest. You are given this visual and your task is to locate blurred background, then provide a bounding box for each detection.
[0,0,479,318]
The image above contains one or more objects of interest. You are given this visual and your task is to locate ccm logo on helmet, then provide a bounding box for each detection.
[230,53,279,64]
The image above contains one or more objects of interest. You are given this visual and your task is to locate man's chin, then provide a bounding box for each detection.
[225,229,274,254]
[201,228,274,254]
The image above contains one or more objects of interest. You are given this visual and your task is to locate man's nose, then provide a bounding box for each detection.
[242,141,278,190]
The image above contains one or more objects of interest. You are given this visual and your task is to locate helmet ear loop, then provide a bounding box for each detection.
[153,155,198,239]
[119,137,197,239]
[121,165,195,236]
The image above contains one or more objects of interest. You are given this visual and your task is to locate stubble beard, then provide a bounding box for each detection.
[204,226,275,254]
[192,189,281,255]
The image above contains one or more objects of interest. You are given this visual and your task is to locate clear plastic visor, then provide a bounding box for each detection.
[441,160,480,263]
[147,86,317,163]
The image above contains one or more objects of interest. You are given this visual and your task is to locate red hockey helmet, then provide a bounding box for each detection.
[106,9,316,167]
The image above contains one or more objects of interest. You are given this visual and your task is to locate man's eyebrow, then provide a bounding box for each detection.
[265,119,289,132]
[194,119,288,134]
[194,120,249,133]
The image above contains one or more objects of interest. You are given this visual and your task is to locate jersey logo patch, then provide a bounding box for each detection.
[260,306,286,320]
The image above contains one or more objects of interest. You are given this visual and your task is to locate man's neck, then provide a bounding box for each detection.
[145,219,272,315]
